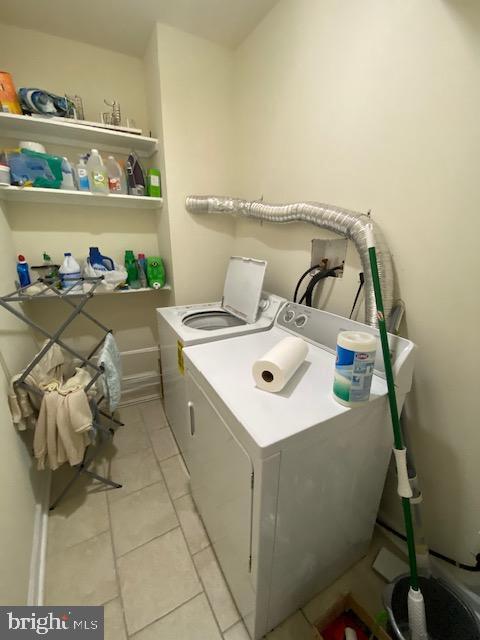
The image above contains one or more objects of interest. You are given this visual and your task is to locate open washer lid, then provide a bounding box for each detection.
[222,256,267,324]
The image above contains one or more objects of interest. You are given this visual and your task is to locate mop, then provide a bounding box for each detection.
[365,224,428,640]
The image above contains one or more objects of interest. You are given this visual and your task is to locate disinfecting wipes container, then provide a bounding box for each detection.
[333,331,377,406]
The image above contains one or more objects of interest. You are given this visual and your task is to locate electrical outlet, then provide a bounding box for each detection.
[310,238,347,277]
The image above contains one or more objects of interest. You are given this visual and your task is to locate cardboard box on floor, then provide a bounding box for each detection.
[315,593,393,640]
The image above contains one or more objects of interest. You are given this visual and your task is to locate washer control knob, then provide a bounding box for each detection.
[295,314,308,327]
[283,310,295,323]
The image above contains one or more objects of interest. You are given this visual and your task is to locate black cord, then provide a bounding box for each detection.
[293,265,322,303]
[301,265,343,307]
[349,272,365,319]
[377,519,480,572]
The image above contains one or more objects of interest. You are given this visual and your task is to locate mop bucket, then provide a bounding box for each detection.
[384,574,480,640]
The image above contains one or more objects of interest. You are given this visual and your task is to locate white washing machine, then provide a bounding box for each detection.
[157,256,285,464]
[183,302,416,639]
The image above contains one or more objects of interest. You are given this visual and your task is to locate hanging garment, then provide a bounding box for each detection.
[99,333,122,412]
[9,342,64,430]
[34,368,94,470]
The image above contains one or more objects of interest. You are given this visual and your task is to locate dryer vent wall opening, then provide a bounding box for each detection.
[185,195,394,327]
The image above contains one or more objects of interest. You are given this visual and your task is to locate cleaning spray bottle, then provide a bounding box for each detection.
[16,255,31,287]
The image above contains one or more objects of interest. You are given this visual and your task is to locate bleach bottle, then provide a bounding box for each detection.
[59,252,82,291]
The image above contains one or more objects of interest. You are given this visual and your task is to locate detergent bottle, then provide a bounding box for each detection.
[124,250,140,288]
[137,253,147,288]
[86,149,108,193]
[89,247,114,271]
[146,257,166,289]
[105,155,127,194]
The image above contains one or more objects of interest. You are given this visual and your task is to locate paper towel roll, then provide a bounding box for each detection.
[252,336,308,393]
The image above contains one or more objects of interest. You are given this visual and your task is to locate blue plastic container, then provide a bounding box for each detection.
[17,255,31,287]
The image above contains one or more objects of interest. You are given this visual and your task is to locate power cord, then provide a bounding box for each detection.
[300,265,343,307]
[293,264,323,303]
[349,272,365,319]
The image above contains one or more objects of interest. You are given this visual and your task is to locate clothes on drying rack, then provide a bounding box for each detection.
[8,342,99,470]
[8,342,65,431]
[99,333,122,412]
[34,368,94,471]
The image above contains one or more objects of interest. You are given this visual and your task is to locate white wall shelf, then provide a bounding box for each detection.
[0,112,158,158]
[0,186,162,209]
[19,284,172,301]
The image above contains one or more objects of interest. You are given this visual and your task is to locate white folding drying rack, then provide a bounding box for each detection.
[0,275,123,509]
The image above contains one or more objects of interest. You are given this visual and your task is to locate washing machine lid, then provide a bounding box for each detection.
[222,256,267,324]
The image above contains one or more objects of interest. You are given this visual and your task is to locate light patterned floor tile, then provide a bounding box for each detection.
[193,546,240,631]
[150,427,179,461]
[118,404,144,426]
[110,481,178,557]
[140,399,168,432]
[104,597,127,640]
[112,420,150,456]
[223,620,250,640]
[174,493,210,555]
[46,532,117,606]
[132,593,222,640]
[48,488,109,555]
[160,454,190,499]
[266,612,314,639]
[106,448,162,503]
[117,528,201,635]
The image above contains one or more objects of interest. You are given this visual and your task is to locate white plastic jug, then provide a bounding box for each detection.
[86,149,108,194]
[76,156,90,191]
[59,252,82,291]
[105,155,127,194]
[61,157,76,191]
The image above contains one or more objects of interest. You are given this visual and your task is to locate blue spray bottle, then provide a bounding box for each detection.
[17,255,31,287]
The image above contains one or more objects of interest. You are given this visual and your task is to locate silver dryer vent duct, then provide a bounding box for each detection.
[185,195,394,327]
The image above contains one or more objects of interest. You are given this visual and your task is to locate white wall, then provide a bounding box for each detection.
[143,28,174,305]
[0,203,40,604]
[151,24,236,305]
[232,0,480,565]
[0,22,149,130]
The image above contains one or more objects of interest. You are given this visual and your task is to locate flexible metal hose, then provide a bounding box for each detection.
[185,195,394,326]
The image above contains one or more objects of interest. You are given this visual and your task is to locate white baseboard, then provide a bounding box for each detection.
[28,470,51,606]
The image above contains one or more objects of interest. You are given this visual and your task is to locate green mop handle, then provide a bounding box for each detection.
[365,224,419,592]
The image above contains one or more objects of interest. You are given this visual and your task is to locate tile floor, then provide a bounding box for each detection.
[45,399,394,639]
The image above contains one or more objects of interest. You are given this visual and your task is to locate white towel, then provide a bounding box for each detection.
[99,333,122,412]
